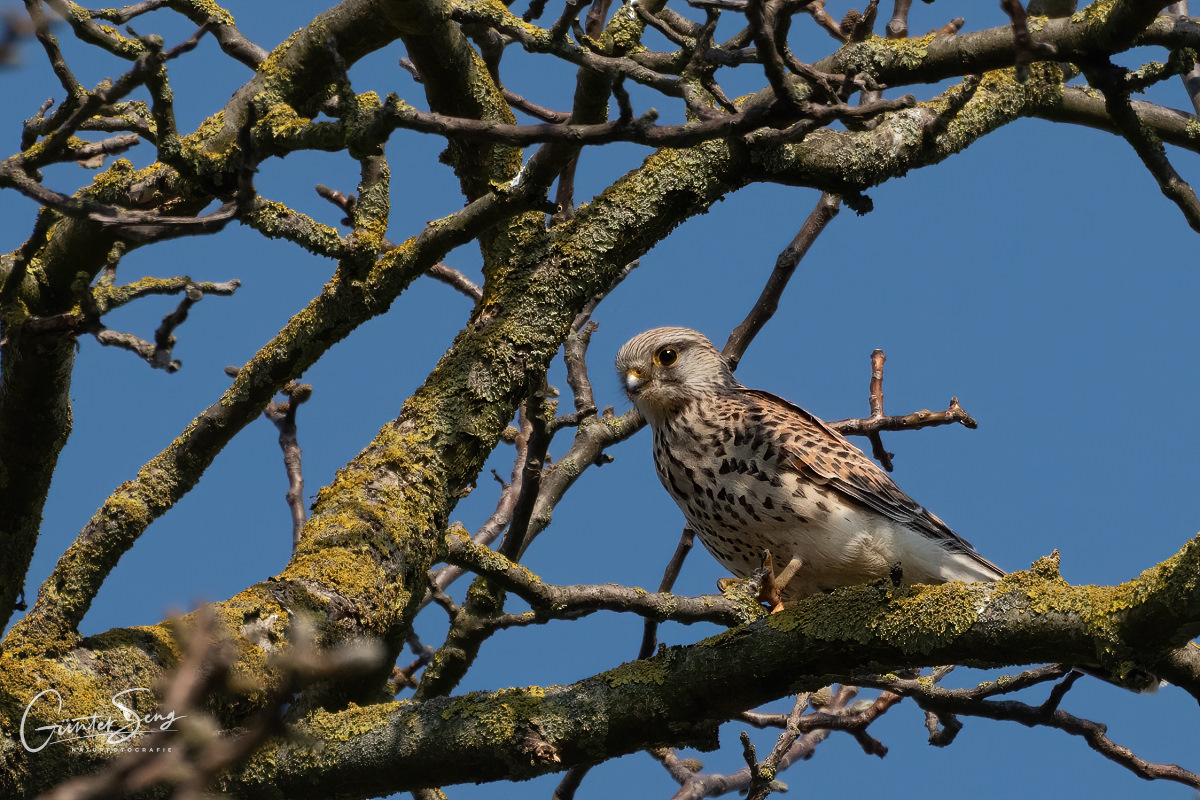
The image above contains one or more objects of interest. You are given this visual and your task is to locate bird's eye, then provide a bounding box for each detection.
[654,347,679,367]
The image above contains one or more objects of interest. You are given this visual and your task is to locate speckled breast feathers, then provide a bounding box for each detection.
[615,327,1003,599]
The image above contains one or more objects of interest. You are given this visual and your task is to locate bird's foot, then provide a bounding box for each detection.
[756,551,804,613]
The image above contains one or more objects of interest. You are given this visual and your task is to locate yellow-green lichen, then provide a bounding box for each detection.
[871,582,982,652]
[768,580,985,654]
[603,654,672,687]
[168,0,236,27]
[607,12,647,53]
[879,31,938,70]
[914,63,1064,159]
[996,553,1113,628]
[305,699,407,742]
[435,686,549,749]
[285,550,385,602]
[255,100,314,142]
[1072,0,1116,25]
[1186,116,1200,141]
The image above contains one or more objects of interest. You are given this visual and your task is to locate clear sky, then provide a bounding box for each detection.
[2,1,1198,798]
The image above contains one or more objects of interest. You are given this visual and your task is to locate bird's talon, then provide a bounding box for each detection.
[775,556,804,594]
[755,550,784,610]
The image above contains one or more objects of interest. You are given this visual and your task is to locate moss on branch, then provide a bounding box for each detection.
[213,534,1200,799]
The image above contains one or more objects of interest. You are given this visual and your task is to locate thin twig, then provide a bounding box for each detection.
[1000,0,1057,81]
[502,87,571,122]
[426,263,483,301]
[724,192,841,370]
[443,529,763,628]
[391,634,438,691]
[28,280,240,372]
[262,381,314,551]
[379,95,782,148]
[744,692,811,800]
[550,764,592,800]
[859,670,1200,788]
[421,448,528,612]
[886,0,913,38]
[829,395,977,441]
[638,528,696,659]
[1090,61,1200,231]
[657,685,897,799]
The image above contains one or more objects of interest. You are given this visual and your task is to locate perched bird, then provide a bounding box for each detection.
[615,327,1003,602]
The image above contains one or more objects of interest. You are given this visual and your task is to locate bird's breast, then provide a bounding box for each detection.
[650,401,899,594]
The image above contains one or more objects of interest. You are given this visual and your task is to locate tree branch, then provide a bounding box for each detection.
[214,537,1200,797]
[443,528,764,628]
[857,668,1200,788]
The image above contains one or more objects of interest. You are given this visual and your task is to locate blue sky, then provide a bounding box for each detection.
[3,1,1198,797]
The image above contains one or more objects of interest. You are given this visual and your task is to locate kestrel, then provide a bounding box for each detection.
[615,327,1003,602]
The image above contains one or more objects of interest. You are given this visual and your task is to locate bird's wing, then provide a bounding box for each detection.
[739,388,1003,573]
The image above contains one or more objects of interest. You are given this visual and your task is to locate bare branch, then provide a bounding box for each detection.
[426,263,483,301]
[805,0,848,41]
[1001,0,1058,81]
[443,529,764,628]
[886,0,913,38]
[1167,2,1200,113]
[830,394,977,448]
[638,527,696,659]
[723,192,841,370]
[391,634,438,692]
[657,685,898,800]
[563,321,600,418]
[378,95,782,148]
[1082,60,1200,232]
[26,279,240,372]
[262,382,314,551]
[859,670,1200,789]
[502,87,571,123]
[550,764,591,800]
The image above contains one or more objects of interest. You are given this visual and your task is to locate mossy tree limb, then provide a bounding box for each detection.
[211,538,1200,799]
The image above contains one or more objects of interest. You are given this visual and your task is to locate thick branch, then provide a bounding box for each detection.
[218,537,1200,797]
[0,0,446,635]
[4,181,542,657]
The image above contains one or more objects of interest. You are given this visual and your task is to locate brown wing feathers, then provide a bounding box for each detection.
[739,388,1003,574]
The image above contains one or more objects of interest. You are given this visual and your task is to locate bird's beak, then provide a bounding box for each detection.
[623,368,646,397]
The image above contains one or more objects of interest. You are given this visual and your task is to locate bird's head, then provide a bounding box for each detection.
[614,327,736,425]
